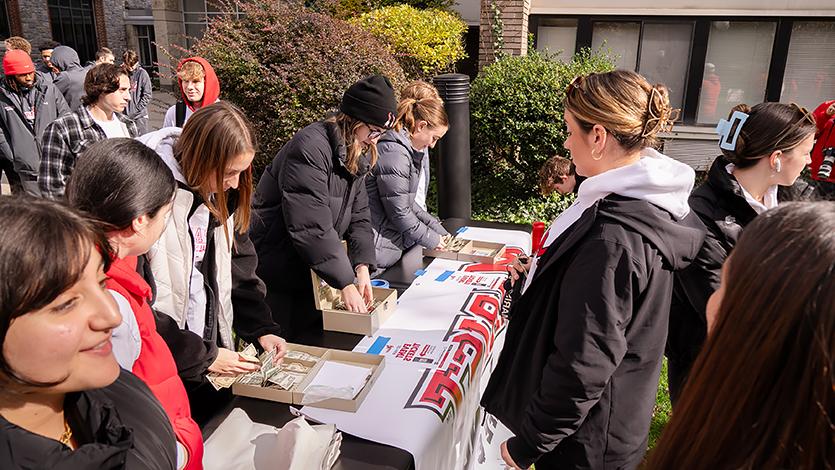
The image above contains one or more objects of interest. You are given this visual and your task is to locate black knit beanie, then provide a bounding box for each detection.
[339,75,398,129]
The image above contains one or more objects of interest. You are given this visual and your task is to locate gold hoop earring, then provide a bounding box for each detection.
[591,149,604,161]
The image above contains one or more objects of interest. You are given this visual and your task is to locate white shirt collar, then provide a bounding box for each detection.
[726,163,778,214]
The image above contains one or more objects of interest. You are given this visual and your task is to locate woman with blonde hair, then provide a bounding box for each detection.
[401,80,441,209]
[482,70,705,469]
[139,101,286,423]
[366,80,450,270]
[251,75,397,341]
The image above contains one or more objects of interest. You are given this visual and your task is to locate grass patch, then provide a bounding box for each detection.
[648,358,672,450]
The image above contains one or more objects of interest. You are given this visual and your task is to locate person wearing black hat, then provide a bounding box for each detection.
[250,75,397,342]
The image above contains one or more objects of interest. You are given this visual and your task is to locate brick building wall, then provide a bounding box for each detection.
[478,0,531,70]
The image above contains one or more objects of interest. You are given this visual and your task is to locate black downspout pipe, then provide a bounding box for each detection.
[433,73,471,220]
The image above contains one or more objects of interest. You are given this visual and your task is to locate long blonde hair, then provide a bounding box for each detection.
[174,101,255,241]
[564,70,676,151]
[395,80,448,134]
[326,113,379,175]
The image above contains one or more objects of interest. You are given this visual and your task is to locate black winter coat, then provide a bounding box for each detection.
[481,195,705,470]
[367,128,447,269]
[251,120,376,292]
[667,156,815,398]
[0,370,176,469]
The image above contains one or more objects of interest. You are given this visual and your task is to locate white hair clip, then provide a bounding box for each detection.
[716,111,749,151]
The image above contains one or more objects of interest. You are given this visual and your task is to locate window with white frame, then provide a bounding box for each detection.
[536,18,577,61]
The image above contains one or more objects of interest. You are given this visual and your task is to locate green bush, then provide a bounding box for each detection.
[308,0,455,20]
[469,48,615,223]
[351,5,466,79]
[194,1,406,175]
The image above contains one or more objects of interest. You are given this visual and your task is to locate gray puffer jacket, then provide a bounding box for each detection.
[367,128,448,269]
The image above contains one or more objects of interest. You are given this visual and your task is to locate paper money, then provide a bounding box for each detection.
[239,343,259,363]
[237,369,266,386]
[268,371,302,390]
[207,373,238,391]
[443,237,469,252]
[285,350,320,362]
[332,298,382,312]
[283,362,310,373]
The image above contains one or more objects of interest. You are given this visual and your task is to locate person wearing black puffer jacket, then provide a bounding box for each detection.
[367,87,450,271]
[667,102,817,406]
[251,75,397,342]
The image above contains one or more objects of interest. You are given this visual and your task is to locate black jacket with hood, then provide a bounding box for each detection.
[0,370,176,469]
[51,46,87,112]
[481,149,705,469]
[366,128,448,269]
[0,73,69,190]
[251,120,377,293]
[667,155,815,399]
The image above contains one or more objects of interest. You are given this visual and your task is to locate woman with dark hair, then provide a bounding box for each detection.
[66,138,202,469]
[481,70,705,469]
[366,81,450,271]
[0,197,176,469]
[648,202,835,469]
[667,102,817,404]
[138,101,286,423]
[251,75,397,341]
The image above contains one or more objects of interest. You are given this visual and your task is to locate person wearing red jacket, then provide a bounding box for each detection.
[811,99,835,199]
[66,138,204,469]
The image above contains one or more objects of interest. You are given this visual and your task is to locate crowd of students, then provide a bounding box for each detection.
[0,39,832,470]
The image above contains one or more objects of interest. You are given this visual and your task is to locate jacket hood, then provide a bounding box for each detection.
[578,147,695,220]
[813,100,835,132]
[598,195,705,271]
[379,128,423,165]
[177,57,220,112]
[137,127,186,184]
[50,46,82,72]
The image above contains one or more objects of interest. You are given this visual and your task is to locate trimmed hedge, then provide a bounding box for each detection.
[194,1,406,174]
[470,49,615,223]
[351,5,467,79]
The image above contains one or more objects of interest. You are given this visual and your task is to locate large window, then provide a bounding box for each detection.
[781,21,835,111]
[0,0,11,40]
[697,21,776,123]
[135,25,159,88]
[531,16,834,126]
[182,0,243,49]
[48,0,98,64]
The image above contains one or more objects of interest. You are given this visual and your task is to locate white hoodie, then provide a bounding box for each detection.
[523,148,695,293]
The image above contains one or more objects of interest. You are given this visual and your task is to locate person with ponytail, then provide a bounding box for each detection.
[481,70,705,469]
[366,80,450,271]
[667,102,817,405]
[138,101,286,423]
[400,80,441,210]
[251,75,397,342]
[66,139,203,469]
[648,202,834,469]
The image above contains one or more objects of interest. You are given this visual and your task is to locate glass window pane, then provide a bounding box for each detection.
[639,23,693,111]
[183,13,207,24]
[697,21,776,124]
[185,23,207,41]
[781,22,835,111]
[592,22,639,70]
[182,0,205,13]
[537,19,577,62]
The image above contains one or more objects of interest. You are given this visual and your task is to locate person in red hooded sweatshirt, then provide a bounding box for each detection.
[66,138,204,470]
[162,57,220,129]
[810,99,835,199]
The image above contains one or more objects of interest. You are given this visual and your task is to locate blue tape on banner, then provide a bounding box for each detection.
[366,336,390,355]
[435,270,454,282]
[414,269,427,277]
[456,226,469,234]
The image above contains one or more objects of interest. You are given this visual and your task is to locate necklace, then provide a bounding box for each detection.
[59,419,72,447]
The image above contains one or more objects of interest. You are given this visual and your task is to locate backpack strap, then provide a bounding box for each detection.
[175,101,187,128]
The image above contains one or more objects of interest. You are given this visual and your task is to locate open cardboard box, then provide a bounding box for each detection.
[311,270,397,336]
[424,238,507,265]
[232,344,385,412]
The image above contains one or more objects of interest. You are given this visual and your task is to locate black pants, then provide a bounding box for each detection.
[265,282,323,344]
[0,158,39,196]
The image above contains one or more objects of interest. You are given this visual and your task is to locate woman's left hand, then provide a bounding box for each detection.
[258,334,287,364]
[355,264,373,308]
[500,440,524,469]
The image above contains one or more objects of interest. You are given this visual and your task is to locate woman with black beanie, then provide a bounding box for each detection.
[251,75,397,342]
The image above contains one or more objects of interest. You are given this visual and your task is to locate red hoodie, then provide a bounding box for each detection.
[106,256,204,470]
[177,57,220,112]
[811,100,835,183]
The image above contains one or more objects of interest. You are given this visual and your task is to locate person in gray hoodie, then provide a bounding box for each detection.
[0,49,69,196]
[122,49,152,135]
[366,90,450,270]
[51,45,87,111]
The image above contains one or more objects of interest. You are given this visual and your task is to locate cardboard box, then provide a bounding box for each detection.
[311,270,397,336]
[424,238,507,265]
[232,345,385,412]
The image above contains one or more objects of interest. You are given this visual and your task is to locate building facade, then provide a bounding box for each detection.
[480,0,835,168]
